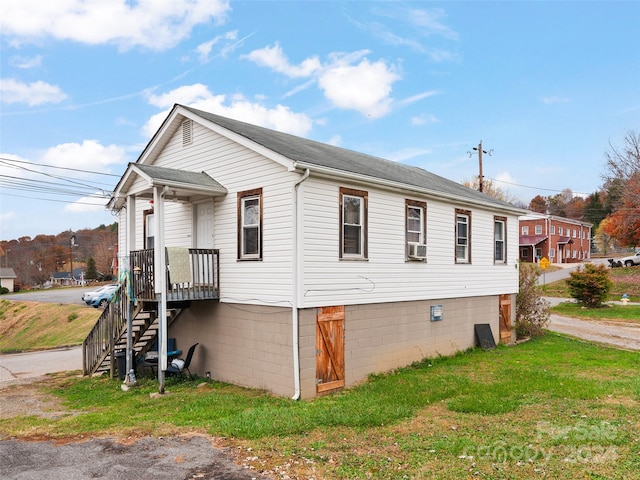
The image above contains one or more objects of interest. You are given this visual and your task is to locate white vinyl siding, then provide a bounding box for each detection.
[300,177,519,307]
[137,122,296,305]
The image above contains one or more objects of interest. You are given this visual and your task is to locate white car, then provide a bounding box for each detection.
[82,284,118,305]
[618,251,640,267]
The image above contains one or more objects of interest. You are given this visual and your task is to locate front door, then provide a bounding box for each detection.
[196,201,214,249]
[316,306,345,394]
[499,294,512,344]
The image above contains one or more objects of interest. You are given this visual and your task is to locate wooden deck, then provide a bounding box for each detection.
[82,248,219,377]
[130,248,220,302]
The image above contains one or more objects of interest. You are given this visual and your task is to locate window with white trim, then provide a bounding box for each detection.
[535,225,542,235]
[455,209,471,263]
[558,227,563,235]
[494,216,506,263]
[340,187,368,259]
[522,225,529,235]
[550,247,555,258]
[144,211,155,249]
[237,188,262,260]
[406,200,426,261]
[550,225,555,234]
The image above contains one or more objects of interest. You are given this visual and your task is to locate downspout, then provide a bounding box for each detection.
[291,168,310,400]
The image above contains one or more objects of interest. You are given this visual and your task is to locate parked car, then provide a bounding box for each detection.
[82,284,118,308]
[618,251,640,267]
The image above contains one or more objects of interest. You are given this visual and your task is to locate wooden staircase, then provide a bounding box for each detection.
[82,284,186,377]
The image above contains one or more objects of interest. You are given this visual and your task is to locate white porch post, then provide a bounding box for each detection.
[124,195,136,383]
[153,186,168,393]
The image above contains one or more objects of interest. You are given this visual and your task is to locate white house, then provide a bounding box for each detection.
[90,104,525,399]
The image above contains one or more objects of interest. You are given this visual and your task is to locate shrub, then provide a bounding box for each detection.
[516,263,550,339]
[0,287,9,295]
[566,263,612,308]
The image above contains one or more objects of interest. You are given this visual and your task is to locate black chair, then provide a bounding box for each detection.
[165,343,198,379]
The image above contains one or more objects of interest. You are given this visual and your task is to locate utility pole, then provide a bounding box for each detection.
[70,232,76,286]
[472,141,492,193]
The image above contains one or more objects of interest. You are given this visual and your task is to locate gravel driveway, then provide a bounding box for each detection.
[545,297,640,351]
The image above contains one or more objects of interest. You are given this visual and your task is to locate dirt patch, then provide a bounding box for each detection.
[0,376,78,420]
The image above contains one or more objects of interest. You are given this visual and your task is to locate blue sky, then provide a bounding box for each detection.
[1,0,638,241]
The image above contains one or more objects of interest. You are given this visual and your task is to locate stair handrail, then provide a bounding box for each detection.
[82,283,127,376]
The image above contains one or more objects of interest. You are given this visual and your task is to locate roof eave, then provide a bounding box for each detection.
[293,161,528,215]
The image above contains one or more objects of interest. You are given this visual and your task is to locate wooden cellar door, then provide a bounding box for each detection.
[316,306,345,394]
[499,294,512,344]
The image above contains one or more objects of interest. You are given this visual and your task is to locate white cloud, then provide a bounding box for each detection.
[41,140,127,173]
[318,54,400,118]
[195,30,239,63]
[0,211,17,225]
[327,135,342,146]
[406,7,459,41]
[411,114,438,126]
[0,0,230,51]
[386,147,432,163]
[9,55,43,69]
[244,44,401,118]
[0,78,67,106]
[243,43,322,78]
[143,84,314,138]
[64,193,110,213]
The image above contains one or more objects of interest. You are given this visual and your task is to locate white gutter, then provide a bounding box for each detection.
[292,161,528,216]
[291,168,310,400]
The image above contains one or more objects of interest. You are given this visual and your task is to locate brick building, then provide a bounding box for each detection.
[519,213,592,264]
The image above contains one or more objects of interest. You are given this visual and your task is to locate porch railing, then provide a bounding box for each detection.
[130,248,220,302]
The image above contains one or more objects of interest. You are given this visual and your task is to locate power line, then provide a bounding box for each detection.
[0,156,122,177]
[0,159,114,194]
[488,176,594,197]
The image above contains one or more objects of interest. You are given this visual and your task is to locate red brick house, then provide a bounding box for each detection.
[519,213,592,264]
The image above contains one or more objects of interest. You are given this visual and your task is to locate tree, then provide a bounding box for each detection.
[564,196,585,221]
[85,257,98,280]
[583,192,607,229]
[594,218,616,254]
[529,195,547,213]
[546,188,574,217]
[462,177,518,204]
[602,131,640,246]
[515,263,550,339]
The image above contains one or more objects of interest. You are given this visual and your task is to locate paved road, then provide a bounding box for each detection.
[536,258,610,286]
[2,286,89,306]
[0,346,83,384]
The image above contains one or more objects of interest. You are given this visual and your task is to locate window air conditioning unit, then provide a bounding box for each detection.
[408,243,427,259]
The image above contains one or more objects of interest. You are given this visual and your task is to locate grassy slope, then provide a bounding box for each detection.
[0,299,99,352]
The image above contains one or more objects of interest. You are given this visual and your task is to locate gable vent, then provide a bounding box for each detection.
[182,119,193,146]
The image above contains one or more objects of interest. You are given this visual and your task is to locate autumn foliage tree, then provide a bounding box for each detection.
[601,131,640,247]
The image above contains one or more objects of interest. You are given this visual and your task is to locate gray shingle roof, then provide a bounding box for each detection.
[134,163,227,192]
[182,104,522,212]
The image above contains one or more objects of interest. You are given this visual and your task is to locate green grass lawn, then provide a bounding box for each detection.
[551,302,640,322]
[3,334,640,479]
